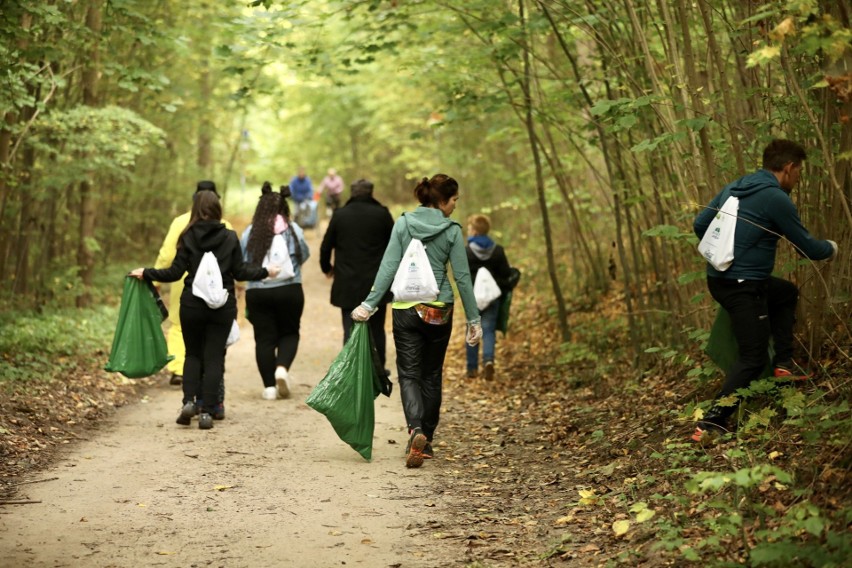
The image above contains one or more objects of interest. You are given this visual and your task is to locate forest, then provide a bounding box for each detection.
[1,0,850,566]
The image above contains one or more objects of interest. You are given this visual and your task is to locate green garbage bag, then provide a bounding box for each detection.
[306,322,385,461]
[705,305,773,377]
[496,290,513,335]
[105,276,173,378]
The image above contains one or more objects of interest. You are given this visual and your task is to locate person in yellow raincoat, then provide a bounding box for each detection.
[155,181,233,419]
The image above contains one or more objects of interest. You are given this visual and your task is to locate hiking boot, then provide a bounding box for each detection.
[467,369,478,379]
[198,412,213,430]
[405,428,428,469]
[275,366,291,399]
[483,361,495,381]
[176,402,196,426]
[211,403,225,420]
[169,374,183,386]
[422,442,434,459]
[773,362,812,382]
[262,386,278,400]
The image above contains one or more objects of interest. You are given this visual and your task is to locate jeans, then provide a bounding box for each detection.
[341,303,388,369]
[393,306,453,442]
[246,284,304,388]
[466,300,500,371]
[706,276,798,423]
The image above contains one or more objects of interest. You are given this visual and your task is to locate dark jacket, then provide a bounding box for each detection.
[144,220,268,309]
[320,194,394,308]
[466,235,514,293]
[694,169,833,280]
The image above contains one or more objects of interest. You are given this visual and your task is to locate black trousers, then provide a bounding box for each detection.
[707,276,798,422]
[180,303,235,413]
[341,303,388,369]
[246,284,304,388]
[392,306,453,441]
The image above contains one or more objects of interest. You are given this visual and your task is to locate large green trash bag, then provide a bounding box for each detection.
[705,306,773,377]
[105,277,173,378]
[496,290,513,335]
[306,322,384,461]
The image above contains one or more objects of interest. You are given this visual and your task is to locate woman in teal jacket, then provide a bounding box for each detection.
[352,174,482,468]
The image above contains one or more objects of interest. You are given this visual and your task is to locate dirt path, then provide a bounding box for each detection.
[0,224,459,568]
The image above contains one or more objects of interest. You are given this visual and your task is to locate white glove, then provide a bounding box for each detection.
[466,322,482,346]
[351,303,374,322]
[827,240,838,262]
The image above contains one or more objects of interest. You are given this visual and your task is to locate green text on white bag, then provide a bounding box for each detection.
[698,196,738,271]
[391,237,439,302]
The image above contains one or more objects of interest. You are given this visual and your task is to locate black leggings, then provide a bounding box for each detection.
[246,284,304,388]
[392,306,453,441]
[180,303,235,413]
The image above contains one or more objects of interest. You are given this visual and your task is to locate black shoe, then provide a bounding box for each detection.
[211,403,225,420]
[405,428,427,469]
[169,374,183,386]
[176,402,196,426]
[198,413,213,429]
[422,442,434,459]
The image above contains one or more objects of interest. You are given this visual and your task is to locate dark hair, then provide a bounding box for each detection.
[196,179,218,197]
[414,174,458,207]
[178,190,221,247]
[245,182,281,267]
[351,179,374,197]
[762,139,806,171]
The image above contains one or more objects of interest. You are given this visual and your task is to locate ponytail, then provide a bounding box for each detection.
[414,174,458,207]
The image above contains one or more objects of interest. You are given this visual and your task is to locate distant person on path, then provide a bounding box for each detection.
[289,166,314,226]
[154,180,233,419]
[352,174,482,468]
[318,168,345,213]
[241,182,311,401]
[131,190,276,429]
[465,214,515,381]
[319,178,394,369]
[691,139,838,442]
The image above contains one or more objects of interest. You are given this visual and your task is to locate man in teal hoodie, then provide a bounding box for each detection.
[692,139,837,442]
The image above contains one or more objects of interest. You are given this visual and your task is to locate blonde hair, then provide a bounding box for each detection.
[467,214,491,235]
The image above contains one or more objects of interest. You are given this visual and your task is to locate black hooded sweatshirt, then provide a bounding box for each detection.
[144,219,268,310]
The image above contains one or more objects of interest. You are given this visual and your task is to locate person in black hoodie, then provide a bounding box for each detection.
[130,190,278,429]
[465,214,514,380]
[319,178,394,368]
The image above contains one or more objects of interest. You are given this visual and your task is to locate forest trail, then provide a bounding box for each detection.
[0,221,458,568]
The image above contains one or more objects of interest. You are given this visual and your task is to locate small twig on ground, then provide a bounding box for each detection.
[0,500,43,505]
[13,477,59,486]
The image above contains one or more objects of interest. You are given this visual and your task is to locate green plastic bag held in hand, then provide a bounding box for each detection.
[306,322,387,461]
[105,276,173,378]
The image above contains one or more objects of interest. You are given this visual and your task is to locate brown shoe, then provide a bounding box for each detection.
[169,374,183,386]
[483,361,495,381]
[466,369,478,379]
[405,428,427,468]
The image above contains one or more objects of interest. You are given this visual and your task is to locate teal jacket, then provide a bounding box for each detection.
[363,206,480,323]
[694,169,833,280]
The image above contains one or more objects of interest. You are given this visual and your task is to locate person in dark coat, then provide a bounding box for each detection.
[465,214,514,380]
[319,178,395,368]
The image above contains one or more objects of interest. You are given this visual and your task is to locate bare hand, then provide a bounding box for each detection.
[129,268,145,279]
[266,264,281,279]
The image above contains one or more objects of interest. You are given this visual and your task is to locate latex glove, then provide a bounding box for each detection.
[466,322,482,346]
[128,268,145,279]
[827,240,838,262]
[351,304,373,322]
[266,264,281,279]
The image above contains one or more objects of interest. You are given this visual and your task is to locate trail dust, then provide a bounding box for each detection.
[0,221,460,568]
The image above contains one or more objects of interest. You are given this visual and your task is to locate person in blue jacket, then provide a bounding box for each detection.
[691,139,838,442]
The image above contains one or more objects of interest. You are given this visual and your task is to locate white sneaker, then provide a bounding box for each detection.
[275,366,291,399]
[262,386,278,400]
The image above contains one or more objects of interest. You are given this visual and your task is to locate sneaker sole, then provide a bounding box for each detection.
[405,433,428,468]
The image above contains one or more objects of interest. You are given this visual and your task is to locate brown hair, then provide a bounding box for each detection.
[178,190,221,247]
[762,139,806,171]
[414,174,458,207]
[467,214,490,235]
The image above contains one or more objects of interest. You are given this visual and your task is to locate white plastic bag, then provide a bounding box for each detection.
[192,251,228,308]
[226,319,240,347]
[473,267,502,310]
[698,196,738,271]
[391,238,439,302]
[263,233,295,281]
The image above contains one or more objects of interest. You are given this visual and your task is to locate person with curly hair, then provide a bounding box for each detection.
[241,182,311,401]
